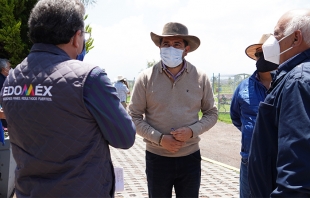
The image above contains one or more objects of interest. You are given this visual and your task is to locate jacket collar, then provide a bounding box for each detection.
[30,43,71,59]
[159,60,190,74]
[275,48,310,80]
[268,48,310,93]
[0,73,6,79]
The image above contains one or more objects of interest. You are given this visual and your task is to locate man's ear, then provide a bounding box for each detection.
[293,30,303,47]
[72,30,82,48]
[183,45,190,57]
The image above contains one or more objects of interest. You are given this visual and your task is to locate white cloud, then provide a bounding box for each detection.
[84,0,310,80]
[84,15,159,81]
[166,0,309,76]
[133,0,180,9]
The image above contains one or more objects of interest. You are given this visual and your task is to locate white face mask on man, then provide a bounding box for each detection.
[262,33,294,65]
[160,46,184,68]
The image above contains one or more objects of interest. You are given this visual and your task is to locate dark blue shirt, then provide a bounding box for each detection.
[230,71,268,158]
[0,73,6,89]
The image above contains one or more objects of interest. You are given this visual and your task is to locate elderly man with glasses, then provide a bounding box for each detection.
[248,9,310,197]
[0,58,10,126]
[0,58,11,78]
[0,0,136,197]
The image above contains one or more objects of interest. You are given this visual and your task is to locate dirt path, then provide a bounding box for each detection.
[199,121,241,169]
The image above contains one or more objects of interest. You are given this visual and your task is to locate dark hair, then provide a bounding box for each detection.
[254,51,264,59]
[183,39,188,47]
[28,0,85,45]
[119,79,126,83]
[159,38,188,47]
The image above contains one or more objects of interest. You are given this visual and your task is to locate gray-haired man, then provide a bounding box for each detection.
[0,58,10,128]
[248,9,310,197]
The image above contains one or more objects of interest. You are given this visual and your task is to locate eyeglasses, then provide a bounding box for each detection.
[82,31,91,42]
[254,51,263,58]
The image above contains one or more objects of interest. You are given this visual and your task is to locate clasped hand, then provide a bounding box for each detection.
[160,127,193,153]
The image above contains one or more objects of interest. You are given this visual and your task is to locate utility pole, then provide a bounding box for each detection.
[217,73,221,111]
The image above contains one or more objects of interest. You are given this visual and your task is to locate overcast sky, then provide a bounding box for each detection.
[83,0,309,81]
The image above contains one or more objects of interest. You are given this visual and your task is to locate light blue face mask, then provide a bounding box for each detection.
[160,46,184,67]
[76,40,86,61]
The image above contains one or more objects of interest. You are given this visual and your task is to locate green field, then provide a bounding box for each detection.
[217,104,231,113]
[198,111,232,124]
[218,113,232,124]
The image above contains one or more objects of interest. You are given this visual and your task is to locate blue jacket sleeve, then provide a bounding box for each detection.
[0,121,4,145]
[230,86,242,131]
[83,67,136,149]
[271,80,310,196]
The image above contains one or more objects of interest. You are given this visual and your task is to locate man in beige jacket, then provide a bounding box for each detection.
[128,22,218,197]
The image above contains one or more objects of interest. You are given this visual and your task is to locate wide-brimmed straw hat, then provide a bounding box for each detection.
[150,22,200,52]
[117,75,126,81]
[245,33,272,60]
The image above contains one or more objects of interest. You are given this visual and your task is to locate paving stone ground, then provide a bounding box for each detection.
[12,123,240,198]
[112,136,239,198]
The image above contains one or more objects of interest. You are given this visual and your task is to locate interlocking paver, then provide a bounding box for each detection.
[111,136,239,198]
[11,136,239,198]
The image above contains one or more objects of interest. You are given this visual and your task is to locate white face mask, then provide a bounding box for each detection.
[160,46,184,68]
[262,34,293,65]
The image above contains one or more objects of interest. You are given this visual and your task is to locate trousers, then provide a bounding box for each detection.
[145,150,201,198]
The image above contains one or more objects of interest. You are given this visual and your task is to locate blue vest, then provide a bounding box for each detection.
[1,44,115,197]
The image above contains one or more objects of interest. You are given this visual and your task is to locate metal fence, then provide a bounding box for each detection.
[211,73,250,113]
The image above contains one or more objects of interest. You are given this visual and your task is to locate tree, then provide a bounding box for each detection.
[233,73,250,87]
[84,15,94,53]
[0,0,39,66]
[0,0,95,67]
[147,59,157,68]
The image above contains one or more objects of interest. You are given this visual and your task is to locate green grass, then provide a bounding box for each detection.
[218,113,232,124]
[198,111,232,124]
[217,104,231,113]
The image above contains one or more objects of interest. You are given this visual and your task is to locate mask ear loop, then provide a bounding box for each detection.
[279,46,293,55]
[277,31,295,55]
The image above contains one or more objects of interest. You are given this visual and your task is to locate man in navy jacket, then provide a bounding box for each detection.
[0,1,136,197]
[248,9,310,197]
